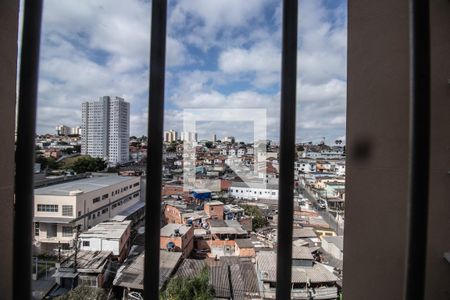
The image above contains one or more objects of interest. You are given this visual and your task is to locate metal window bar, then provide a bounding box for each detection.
[144,0,167,299]
[12,0,433,299]
[276,0,298,299]
[404,1,430,300]
[13,0,43,299]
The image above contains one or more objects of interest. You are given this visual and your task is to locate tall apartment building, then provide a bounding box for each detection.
[164,129,178,142]
[71,126,81,135]
[81,96,130,165]
[180,131,197,142]
[56,124,71,136]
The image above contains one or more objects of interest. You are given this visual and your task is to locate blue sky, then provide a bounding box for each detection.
[32,0,347,143]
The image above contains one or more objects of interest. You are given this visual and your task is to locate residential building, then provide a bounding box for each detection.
[54,250,112,289]
[79,220,132,262]
[223,136,235,143]
[71,126,81,135]
[81,96,130,165]
[33,175,141,252]
[256,249,339,299]
[180,131,197,142]
[229,181,279,201]
[164,129,177,142]
[56,124,71,136]
[160,223,194,257]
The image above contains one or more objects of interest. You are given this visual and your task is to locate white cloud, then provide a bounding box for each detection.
[33,0,347,143]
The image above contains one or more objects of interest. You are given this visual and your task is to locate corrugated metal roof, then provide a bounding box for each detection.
[175,258,259,299]
[113,246,182,290]
[256,250,338,284]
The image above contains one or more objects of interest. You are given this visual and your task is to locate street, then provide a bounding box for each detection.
[300,184,344,235]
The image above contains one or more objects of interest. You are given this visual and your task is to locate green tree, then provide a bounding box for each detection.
[242,205,269,231]
[72,157,107,173]
[161,267,213,300]
[47,157,61,170]
[55,285,106,300]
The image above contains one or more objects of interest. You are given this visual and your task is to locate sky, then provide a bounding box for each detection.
[31,0,347,143]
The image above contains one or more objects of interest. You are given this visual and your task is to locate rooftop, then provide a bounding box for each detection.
[176,258,259,299]
[113,246,182,290]
[59,250,111,273]
[35,175,138,196]
[205,200,224,206]
[160,223,191,237]
[256,251,338,283]
[79,221,131,240]
[322,236,344,251]
[292,227,317,239]
[231,181,278,190]
[110,201,145,222]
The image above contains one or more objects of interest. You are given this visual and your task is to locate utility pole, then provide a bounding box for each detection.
[58,241,61,263]
[73,224,81,273]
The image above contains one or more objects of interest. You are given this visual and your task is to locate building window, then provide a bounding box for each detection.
[34,223,39,236]
[37,204,58,212]
[78,211,81,217]
[133,182,140,187]
[102,194,108,200]
[83,241,90,247]
[93,197,100,203]
[62,205,73,216]
[62,226,73,237]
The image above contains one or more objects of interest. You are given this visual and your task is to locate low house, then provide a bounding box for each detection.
[113,246,182,299]
[256,249,340,299]
[54,250,112,289]
[78,220,131,262]
[204,201,224,220]
[160,223,194,257]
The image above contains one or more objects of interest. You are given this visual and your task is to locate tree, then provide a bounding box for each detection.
[161,267,213,300]
[35,155,61,170]
[47,157,61,170]
[72,157,107,173]
[242,205,269,231]
[55,285,107,300]
[204,141,213,148]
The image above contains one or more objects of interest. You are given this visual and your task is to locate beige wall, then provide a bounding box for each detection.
[0,1,19,298]
[345,1,450,299]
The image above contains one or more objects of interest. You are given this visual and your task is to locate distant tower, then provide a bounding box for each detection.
[81,96,130,165]
[56,124,71,136]
[164,129,178,142]
[212,134,217,143]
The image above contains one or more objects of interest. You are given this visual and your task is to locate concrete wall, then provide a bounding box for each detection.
[345,1,450,299]
[426,1,450,298]
[0,1,19,298]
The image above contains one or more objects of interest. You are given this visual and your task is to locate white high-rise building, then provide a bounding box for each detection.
[164,129,178,142]
[71,126,81,135]
[81,96,130,165]
[56,124,71,136]
[180,131,198,142]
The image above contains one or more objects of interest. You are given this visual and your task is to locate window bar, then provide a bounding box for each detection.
[276,0,298,299]
[13,1,43,299]
[405,1,430,300]
[144,0,167,299]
